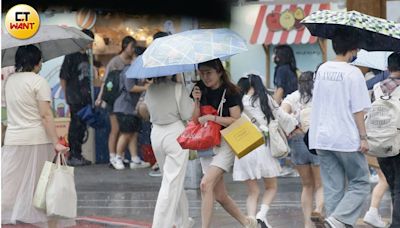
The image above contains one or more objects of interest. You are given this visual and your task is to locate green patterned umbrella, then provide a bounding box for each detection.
[301,10,400,51]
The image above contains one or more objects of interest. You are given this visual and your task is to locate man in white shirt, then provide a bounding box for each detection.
[309,33,371,228]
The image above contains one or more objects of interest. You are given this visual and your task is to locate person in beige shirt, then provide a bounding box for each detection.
[2,45,69,227]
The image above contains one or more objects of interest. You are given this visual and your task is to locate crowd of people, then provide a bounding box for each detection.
[1,27,400,228]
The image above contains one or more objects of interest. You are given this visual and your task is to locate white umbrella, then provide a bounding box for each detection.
[352,49,393,71]
[142,28,248,67]
[1,25,93,67]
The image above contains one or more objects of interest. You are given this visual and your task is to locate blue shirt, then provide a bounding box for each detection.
[273,64,298,98]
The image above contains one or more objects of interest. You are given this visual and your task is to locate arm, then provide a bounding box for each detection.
[60,79,67,99]
[191,86,202,123]
[95,82,105,106]
[281,102,292,114]
[38,101,69,153]
[273,87,284,104]
[199,105,241,128]
[353,111,369,153]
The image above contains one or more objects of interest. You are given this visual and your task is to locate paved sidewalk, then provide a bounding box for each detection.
[74,164,392,228]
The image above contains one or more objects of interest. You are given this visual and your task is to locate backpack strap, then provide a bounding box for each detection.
[217,89,226,117]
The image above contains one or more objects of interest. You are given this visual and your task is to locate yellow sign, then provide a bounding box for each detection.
[5,4,40,39]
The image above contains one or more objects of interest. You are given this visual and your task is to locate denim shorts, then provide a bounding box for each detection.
[288,133,319,166]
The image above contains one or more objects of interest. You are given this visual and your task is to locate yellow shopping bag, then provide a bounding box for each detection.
[220,115,264,158]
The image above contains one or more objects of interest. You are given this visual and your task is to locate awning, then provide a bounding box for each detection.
[250,3,330,45]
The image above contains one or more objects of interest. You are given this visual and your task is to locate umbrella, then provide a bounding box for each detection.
[351,49,393,71]
[51,83,65,99]
[301,10,400,51]
[2,25,93,67]
[142,28,248,67]
[126,55,196,79]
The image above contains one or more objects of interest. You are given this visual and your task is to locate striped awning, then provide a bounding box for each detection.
[250,3,330,45]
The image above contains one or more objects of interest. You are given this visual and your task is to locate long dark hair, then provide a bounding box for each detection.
[198,58,241,96]
[119,36,137,54]
[247,74,274,123]
[274,45,297,73]
[298,71,314,104]
[237,77,250,96]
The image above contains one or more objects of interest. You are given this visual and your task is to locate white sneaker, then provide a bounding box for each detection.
[324,217,346,228]
[256,213,272,228]
[369,173,379,184]
[112,157,125,170]
[363,209,387,228]
[130,160,150,169]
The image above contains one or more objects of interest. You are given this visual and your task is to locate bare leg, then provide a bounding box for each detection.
[116,133,132,157]
[108,114,120,155]
[245,180,260,217]
[214,176,248,226]
[261,177,278,206]
[311,165,324,214]
[297,165,315,228]
[370,168,389,209]
[128,132,139,158]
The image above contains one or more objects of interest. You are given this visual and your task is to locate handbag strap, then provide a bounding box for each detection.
[216,89,226,117]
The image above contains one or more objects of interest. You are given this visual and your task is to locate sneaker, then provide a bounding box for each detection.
[112,157,125,170]
[363,209,387,228]
[324,217,346,228]
[279,166,296,177]
[245,217,258,228]
[130,160,150,169]
[151,162,159,170]
[188,217,195,228]
[148,169,162,177]
[256,214,271,228]
[67,156,92,166]
[311,211,325,228]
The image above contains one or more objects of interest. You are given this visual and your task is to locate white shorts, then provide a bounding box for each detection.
[199,139,235,174]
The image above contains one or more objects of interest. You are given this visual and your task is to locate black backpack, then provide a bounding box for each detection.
[102,70,122,105]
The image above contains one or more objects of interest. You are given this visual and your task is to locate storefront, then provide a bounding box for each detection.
[230,2,337,88]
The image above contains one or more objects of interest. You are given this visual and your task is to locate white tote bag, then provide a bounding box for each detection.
[46,153,77,218]
[33,157,56,210]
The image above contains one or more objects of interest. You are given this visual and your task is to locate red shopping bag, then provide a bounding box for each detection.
[177,105,221,150]
[142,144,157,166]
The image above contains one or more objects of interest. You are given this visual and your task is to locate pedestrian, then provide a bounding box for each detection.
[309,32,371,228]
[145,74,194,228]
[60,29,95,166]
[375,52,400,228]
[2,45,69,227]
[95,36,137,167]
[233,74,281,228]
[191,58,258,228]
[272,45,299,177]
[281,71,324,228]
[112,47,151,170]
[272,44,299,104]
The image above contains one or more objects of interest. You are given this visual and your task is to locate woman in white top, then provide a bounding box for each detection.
[281,71,323,228]
[144,75,194,228]
[2,45,69,227]
[233,74,281,228]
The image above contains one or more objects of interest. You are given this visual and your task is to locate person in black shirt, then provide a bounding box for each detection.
[60,29,94,166]
[272,45,299,104]
[191,58,258,228]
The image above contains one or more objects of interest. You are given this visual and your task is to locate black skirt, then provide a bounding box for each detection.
[116,113,141,133]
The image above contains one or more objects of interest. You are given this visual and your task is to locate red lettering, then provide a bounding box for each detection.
[9,22,35,30]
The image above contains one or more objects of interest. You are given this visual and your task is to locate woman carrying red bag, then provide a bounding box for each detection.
[191,58,258,228]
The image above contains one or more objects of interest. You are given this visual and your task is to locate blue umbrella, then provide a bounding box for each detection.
[126,55,196,79]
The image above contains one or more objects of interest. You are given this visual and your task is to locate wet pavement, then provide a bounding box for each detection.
[75,164,392,228]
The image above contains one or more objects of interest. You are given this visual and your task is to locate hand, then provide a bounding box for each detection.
[359,139,369,154]
[95,98,102,107]
[54,142,70,154]
[198,115,213,125]
[192,86,202,101]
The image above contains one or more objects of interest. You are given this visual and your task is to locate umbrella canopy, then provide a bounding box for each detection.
[126,55,195,79]
[2,25,93,67]
[301,10,400,51]
[351,50,392,71]
[142,28,248,67]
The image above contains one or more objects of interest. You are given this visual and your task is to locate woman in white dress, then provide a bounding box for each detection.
[233,74,282,228]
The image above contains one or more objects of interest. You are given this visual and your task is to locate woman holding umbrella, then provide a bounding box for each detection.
[2,45,69,226]
[192,58,258,228]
